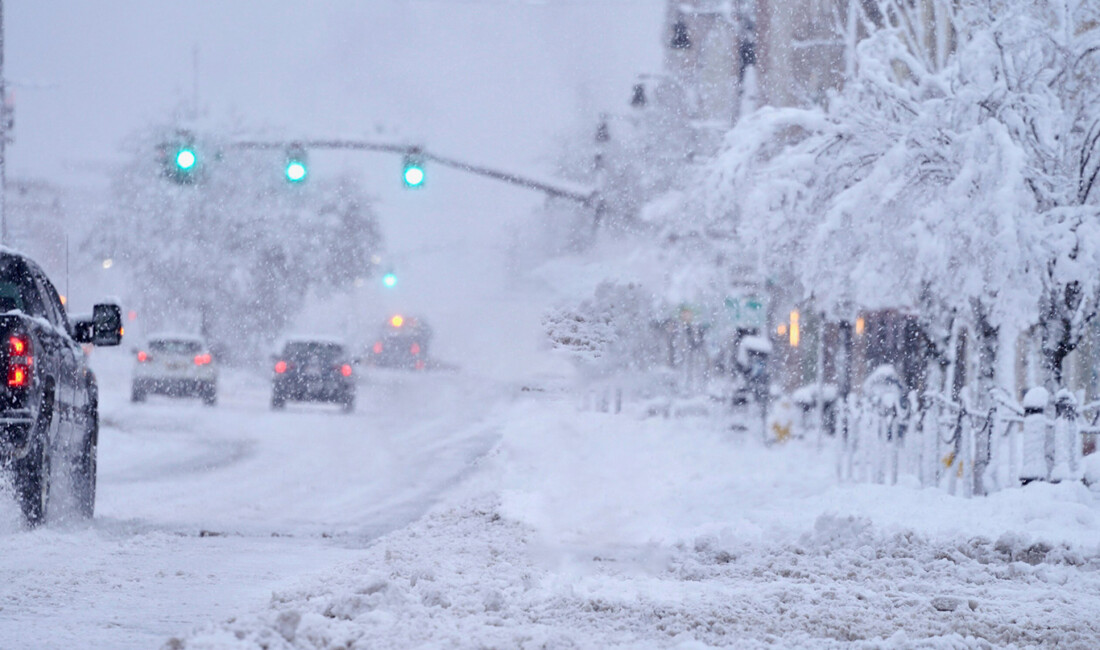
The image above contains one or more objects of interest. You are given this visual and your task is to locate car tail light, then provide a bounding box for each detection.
[194,353,213,366]
[415,360,425,371]
[340,364,353,377]
[410,342,421,356]
[372,342,383,354]
[137,350,149,362]
[274,360,288,374]
[8,365,28,387]
[8,335,31,388]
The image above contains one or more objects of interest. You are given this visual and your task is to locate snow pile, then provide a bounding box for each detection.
[174,392,1100,649]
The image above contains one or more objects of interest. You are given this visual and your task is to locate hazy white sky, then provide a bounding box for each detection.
[9,1,667,362]
[8,1,665,188]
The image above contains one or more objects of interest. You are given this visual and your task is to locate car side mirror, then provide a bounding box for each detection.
[92,303,123,346]
[73,318,94,343]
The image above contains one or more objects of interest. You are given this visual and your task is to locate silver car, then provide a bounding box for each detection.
[131,334,218,405]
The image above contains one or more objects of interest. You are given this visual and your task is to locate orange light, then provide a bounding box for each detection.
[8,364,27,387]
[777,323,788,337]
[855,316,866,336]
[9,336,26,356]
[789,310,801,348]
[59,295,67,306]
[340,364,353,377]
[410,342,421,356]
[137,350,148,362]
[390,315,404,328]
[275,360,288,374]
[372,342,383,354]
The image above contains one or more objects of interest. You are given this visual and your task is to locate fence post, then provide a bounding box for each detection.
[960,404,973,498]
[1052,390,1080,483]
[918,395,938,488]
[1020,387,1049,484]
[973,407,993,497]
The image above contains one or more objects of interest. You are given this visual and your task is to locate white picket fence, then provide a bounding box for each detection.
[835,387,1098,496]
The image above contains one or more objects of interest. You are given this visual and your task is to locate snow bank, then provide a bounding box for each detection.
[175,393,1100,648]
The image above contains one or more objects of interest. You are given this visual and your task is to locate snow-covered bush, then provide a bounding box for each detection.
[543,281,665,376]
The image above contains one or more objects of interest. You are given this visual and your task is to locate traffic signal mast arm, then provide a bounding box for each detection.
[228,139,595,205]
[424,151,593,204]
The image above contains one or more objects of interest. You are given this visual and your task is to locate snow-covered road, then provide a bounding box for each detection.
[0,356,503,649]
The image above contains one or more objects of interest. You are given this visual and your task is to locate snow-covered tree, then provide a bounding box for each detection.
[698,0,1100,394]
[87,123,383,363]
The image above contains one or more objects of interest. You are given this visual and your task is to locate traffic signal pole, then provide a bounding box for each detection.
[0,0,7,246]
[228,139,594,205]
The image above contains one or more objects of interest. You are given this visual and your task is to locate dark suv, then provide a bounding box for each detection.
[367,314,432,370]
[271,339,355,412]
[0,251,122,524]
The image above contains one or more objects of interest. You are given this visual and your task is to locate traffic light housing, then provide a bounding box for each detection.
[402,149,425,188]
[161,131,200,184]
[284,145,308,183]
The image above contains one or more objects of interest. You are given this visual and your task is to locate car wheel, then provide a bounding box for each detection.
[131,383,146,403]
[341,393,355,413]
[14,393,54,527]
[202,383,217,407]
[73,406,97,520]
[271,391,286,410]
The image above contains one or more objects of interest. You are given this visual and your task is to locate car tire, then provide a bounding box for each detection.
[271,391,286,410]
[73,404,97,520]
[131,383,147,403]
[341,393,355,413]
[14,393,54,527]
[201,383,217,407]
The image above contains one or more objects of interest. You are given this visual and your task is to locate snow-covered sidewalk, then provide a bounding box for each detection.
[176,393,1100,649]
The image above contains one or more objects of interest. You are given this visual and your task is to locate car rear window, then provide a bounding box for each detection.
[0,281,23,313]
[149,340,203,354]
[284,342,344,361]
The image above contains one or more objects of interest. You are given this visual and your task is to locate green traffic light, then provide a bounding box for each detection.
[383,273,397,288]
[285,161,307,183]
[403,165,425,188]
[175,149,197,171]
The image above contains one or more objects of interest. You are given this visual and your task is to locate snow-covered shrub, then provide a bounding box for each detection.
[543,281,665,376]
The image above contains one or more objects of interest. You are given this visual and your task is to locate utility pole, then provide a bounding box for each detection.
[0,0,7,246]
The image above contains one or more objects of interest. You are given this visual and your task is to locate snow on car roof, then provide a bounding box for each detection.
[276,335,347,350]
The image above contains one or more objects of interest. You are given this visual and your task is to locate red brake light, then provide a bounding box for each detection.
[8,365,27,387]
[275,360,288,374]
[8,335,31,388]
[137,350,148,362]
[340,364,353,377]
[372,342,383,354]
[410,342,421,356]
[194,353,212,366]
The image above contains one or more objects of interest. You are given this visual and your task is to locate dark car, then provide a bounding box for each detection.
[367,314,432,370]
[271,339,355,412]
[0,251,122,525]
